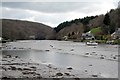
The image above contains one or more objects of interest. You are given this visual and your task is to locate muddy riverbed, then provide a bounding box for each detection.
[0,40,119,78]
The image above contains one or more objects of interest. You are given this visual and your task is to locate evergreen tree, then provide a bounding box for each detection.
[103,13,110,25]
[103,13,110,34]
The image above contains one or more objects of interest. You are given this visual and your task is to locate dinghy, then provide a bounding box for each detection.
[86,41,98,46]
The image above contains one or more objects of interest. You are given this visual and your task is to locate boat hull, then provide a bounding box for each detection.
[86,42,98,46]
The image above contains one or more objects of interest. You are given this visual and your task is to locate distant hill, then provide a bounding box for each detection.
[2,19,56,40]
[54,16,97,39]
[2,8,120,41]
[56,23,84,40]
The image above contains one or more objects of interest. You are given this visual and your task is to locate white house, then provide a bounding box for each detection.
[81,31,95,40]
[111,28,120,39]
[29,35,36,39]
[63,36,68,40]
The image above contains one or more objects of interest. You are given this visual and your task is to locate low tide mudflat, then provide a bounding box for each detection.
[0,40,119,79]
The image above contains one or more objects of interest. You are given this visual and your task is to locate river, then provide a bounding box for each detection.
[1,40,119,78]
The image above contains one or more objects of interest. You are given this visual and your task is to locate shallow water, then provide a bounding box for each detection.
[1,40,118,78]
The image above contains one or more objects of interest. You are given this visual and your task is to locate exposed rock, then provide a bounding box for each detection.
[92,74,98,77]
[10,66,16,70]
[113,57,116,59]
[85,53,89,55]
[74,78,80,80]
[56,72,63,76]
[15,56,18,58]
[85,69,87,72]
[2,77,10,79]
[53,67,57,70]
[45,50,50,52]
[100,56,104,59]
[89,64,93,66]
[70,49,74,51]
[22,71,36,75]
[6,55,11,58]
[23,68,31,71]
[13,47,17,49]
[36,76,42,79]
[17,68,22,71]
[50,45,53,47]
[58,49,62,50]
[64,73,70,76]
[67,67,73,70]
[30,66,36,69]
[92,52,96,53]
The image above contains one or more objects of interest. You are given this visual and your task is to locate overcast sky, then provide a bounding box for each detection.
[1,0,120,27]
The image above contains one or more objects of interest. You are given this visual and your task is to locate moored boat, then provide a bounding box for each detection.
[86,41,98,46]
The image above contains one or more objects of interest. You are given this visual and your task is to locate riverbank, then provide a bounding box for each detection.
[1,39,120,45]
[1,54,103,79]
[1,40,118,79]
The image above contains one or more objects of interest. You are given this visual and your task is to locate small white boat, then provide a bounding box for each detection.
[86,41,98,46]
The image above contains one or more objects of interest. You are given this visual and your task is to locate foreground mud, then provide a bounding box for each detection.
[1,54,103,79]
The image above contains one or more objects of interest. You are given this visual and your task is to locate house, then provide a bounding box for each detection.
[29,35,36,40]
[81,31,95,40]
[111,28,120,39]
[63,36,68,41]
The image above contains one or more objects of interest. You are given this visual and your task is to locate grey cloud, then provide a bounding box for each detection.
[2,0,112,2]
[1,1,117,27]
[2,2,101,13]
[2,7,33,19]
[2,7,71,27]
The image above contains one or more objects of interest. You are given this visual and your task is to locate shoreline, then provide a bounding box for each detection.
[1,54,104,79]
[1,39,120,45]
[0,40,118,79]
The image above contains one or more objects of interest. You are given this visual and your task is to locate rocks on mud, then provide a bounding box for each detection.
[85,69,87,72]
[17,68,22,71]
[92,74,98,77]
[50,45,53,47]
[45,50,50,52]
[67,67,73,70]
[23,68,31,71]
[100,56,104,59]
[22,71,36,75]
[70,49,74,51]
[57,48,62,50]
[113,57,117,59]
[30,66,36,69]
[2,77,10,79]
[85,53,89,55]
[4,55,11,58]
[47,64,52,68]
[89,64,92,66]
[92,52,96,53]
[64,72,70,76]
[74,78,80,80]
[15,56,19,58]
[56,72,63,76]
[2,66,7,71]
[10,66,17,70]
